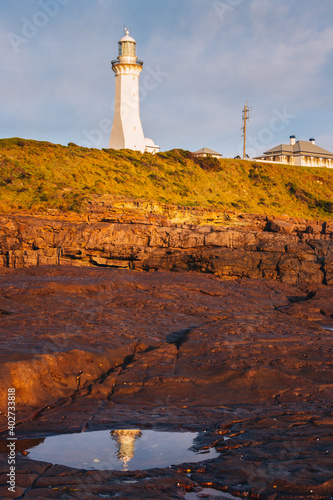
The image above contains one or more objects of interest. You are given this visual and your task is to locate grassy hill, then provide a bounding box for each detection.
[0,137,332,220]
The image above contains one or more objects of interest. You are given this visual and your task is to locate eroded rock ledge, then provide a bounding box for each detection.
[0,213,332,285]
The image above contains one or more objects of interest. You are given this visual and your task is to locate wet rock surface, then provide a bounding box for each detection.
[0,266,332,499]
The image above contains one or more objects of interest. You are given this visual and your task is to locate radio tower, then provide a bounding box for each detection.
[242,100,250,159]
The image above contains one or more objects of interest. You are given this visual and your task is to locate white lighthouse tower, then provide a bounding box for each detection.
[109,29,159,153]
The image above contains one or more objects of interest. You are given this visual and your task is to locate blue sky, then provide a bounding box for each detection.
[1,0,333,157]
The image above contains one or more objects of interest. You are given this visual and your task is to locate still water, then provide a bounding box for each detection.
[23,429,218,471]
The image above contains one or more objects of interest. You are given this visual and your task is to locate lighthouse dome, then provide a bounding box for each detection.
[120,33,136,43]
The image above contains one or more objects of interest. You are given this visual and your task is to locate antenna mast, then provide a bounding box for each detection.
[242,100,250,159]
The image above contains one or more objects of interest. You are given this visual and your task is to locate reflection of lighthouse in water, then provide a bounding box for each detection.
[111,429,142,470]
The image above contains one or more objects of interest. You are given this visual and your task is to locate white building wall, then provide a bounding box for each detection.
[294,156,303,166]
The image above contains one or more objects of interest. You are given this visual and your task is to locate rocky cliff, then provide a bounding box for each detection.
[0,212,332,285]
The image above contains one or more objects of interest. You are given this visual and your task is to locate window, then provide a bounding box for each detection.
[118,41,136,57]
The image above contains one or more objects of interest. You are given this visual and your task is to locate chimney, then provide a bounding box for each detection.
[309,138,315,145]
[290,135,296,146]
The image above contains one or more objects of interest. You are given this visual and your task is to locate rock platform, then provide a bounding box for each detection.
[0,265,332,499]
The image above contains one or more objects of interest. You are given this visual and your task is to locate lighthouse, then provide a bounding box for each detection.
[109,29,159,153]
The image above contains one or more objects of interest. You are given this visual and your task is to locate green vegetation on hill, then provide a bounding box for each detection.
[0,137,332,219]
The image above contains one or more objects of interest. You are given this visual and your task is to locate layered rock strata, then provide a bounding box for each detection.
[0,214,332,285]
